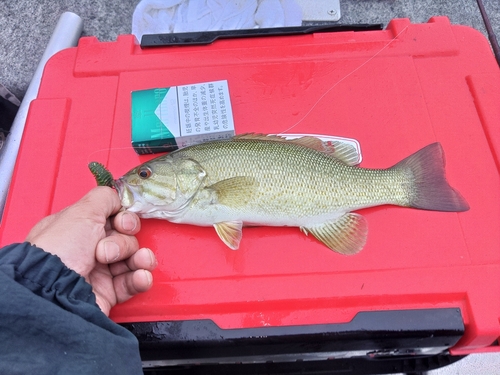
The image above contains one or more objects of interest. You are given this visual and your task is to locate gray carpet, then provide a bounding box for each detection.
[1,0,498,101]
[0,0,136,100]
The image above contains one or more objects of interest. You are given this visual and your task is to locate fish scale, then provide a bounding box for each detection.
[175,139,387,214]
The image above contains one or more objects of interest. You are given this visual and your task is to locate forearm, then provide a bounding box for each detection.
[0,243,142,374]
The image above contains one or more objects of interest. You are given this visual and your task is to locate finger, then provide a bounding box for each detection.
[113,269,154,304]
[77,187,122,222]
[27,187,120,243]
[95,232,139,264]
[111,210,141,235]
[108,247,157,276]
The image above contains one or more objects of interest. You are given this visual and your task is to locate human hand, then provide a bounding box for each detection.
[25,187,157,316]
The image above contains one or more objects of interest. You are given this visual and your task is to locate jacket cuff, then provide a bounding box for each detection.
[0,242,98,312]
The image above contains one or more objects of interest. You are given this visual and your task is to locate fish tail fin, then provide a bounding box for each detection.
[394,143,469,212]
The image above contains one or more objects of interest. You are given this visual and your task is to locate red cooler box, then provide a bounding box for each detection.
[2,17,500,373]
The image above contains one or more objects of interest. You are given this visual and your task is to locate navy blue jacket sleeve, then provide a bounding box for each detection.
[0,242,143,375]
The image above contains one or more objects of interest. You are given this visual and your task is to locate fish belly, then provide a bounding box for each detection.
[172,202,348,228]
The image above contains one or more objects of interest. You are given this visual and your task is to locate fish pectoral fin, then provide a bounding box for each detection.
[214,221,243,250]
[301,213,368,255]
[209,176,258,207]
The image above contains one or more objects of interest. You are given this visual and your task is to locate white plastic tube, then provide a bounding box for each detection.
[0,12,83,221]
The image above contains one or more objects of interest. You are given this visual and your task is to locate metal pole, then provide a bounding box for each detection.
[0,12,83,221]
[476,0,500,66]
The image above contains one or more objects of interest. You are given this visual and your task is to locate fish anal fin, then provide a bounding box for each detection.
[301,213,368,255]
[209,176,258,207]
[214,221,243,250]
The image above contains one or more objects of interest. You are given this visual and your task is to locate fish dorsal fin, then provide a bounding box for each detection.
[214,221,243,250]
[233,133,326,150]
[327,141,360,166]
[232,133,360,166]
[301,213,368,255]
[209,176,258,207]
[233,133,278,141]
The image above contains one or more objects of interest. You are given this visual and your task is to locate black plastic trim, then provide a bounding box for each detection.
[143,354,466,375]
[122,308,464,367]
[140,24,383,47]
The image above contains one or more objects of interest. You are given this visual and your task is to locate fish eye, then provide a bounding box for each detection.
[138,166,152,179]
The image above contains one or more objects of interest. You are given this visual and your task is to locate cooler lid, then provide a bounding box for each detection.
[1,17,500,355]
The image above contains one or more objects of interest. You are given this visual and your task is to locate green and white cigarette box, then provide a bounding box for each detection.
[131,80,235,154]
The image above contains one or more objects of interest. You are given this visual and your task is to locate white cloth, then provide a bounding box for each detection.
[132,0,303,41]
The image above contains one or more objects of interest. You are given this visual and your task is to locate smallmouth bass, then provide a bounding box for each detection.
[114,134,469,254]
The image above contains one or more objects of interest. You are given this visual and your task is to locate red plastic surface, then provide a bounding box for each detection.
[2,17,500,355]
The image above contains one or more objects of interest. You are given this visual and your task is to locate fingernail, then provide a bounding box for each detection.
[121,212,137,232]
[104,241,120,262]
[144,270,153,286]
[147,248,157,268]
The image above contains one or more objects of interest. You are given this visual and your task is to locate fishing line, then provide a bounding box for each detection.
[85,146,136,165]
[278,24,410,135]
[86,24,410,162]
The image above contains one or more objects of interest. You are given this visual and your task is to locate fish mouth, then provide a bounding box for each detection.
[113,178,126,206]
[114,178,142,211]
